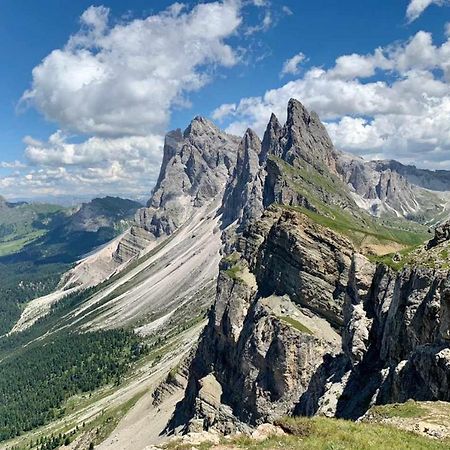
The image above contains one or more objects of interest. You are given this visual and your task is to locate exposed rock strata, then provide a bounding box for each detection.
[167,99,450,435]
[137,118,239,237]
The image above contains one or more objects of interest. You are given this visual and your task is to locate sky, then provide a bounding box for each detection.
[0,0,449,201]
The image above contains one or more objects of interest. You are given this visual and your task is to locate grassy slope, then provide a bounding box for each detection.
[270,155,429,254]
[163,415,450,449]
[278,316,313,335]
[0,203,66,256]
[0,230,47,257]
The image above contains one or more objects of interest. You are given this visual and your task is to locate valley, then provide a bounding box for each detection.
[2,99,450,450]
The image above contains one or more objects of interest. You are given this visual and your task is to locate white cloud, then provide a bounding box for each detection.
[8,1,250,199]
[211,103,237,121]
[24,132,163,168]
[0,161,27,169]
[251,0,268,6]
[213,28,450,168]
[406,0,449,22]
[0,133,165,199]
[21,2,242,137]
[280,52,305,77]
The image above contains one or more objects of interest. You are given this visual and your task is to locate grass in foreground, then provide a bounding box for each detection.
[166,416,450,449]
[369,401,427,419]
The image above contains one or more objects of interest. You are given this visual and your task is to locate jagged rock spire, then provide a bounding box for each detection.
[221,128,265,228]
[183,116,222,138]
[282,98,336,170]
[138,117,240,237]
[261,113,283,160]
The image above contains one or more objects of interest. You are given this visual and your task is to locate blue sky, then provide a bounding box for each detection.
[0,0,449,200]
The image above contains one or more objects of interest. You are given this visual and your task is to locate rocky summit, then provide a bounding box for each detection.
[3,99,450,450]
[153,99,450,437]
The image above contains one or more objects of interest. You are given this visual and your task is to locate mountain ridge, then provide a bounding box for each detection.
[152,99,450,439]
[2,98,450,450]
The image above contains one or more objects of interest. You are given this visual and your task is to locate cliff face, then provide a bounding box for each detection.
[332,262,450,419]
[336,153,447,222]
[221,129,265,230]
[167,99,450,435]
[170,206,346,433]
[137,117,239,237]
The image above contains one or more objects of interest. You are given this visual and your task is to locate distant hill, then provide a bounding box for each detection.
[0,196,141,334]
[0,198,66,257]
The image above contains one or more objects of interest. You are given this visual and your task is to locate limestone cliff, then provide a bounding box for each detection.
[336,153,447,222]
[221,129,265,230]
[166,99,450,435]
[137,117,239,237]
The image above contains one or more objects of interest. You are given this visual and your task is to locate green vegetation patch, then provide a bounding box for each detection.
[287,204,427,250]
[367,246,419,271]
[267,416,449,450]
[370,400,427,419]
[225,263,242,280]
[269,155,428,253]
[368,239,450,272]
[0,261,67,336]
[0,329,145,442]
[278,316,313,335]
[0,230,46,257]
[164,415,450,449]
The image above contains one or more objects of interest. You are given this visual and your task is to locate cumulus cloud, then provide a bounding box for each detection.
[24,132,163,168]
[212,103,237,120]
[0,161,27,169]
[7,1,249,199]
[280,52,305,77]
[21,2,241,137]
[213,28,450,168]
[406,0,450,22]
[0,133,165,199]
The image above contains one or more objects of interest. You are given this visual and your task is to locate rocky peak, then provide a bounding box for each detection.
[137,117,240,237]
[183,116,221,139]
[149,129,184,207]
[261,113,283,159]
[285,98,311,130]
[335,153,439,220]
[221,128,265,229]
[281,98,336,172]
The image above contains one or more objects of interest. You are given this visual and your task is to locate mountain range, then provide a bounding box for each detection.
[0,196,141,335]
[1,99,450,450]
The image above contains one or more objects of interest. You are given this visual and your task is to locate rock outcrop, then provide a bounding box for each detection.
[166,99,450,436]
[221,129,266,229]
[427,219,450,249]
[271,99,338,172]
[261,101,356,214]
[336,153,446,222]
[137,118,239,237]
